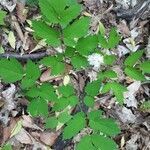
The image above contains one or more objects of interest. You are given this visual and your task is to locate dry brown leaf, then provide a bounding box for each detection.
[40,68,62,82]
[16,2,27,23]
[15,128,33,144]
[22,115,43,131]
[40,132,59,146]
[2,118,17,144]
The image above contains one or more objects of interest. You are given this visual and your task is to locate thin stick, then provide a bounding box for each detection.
[0,52,47,61]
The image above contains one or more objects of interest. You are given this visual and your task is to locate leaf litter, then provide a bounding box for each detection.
[0,0,150,149]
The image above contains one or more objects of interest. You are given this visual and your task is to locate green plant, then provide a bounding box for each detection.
[0,10,6,25]
[0,0,149,149]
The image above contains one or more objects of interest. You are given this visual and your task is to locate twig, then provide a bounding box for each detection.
[0,52,47,61]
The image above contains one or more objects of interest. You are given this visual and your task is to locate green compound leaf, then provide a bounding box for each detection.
[104,55,116,65]
[76,134,118,150]
[76,135,97,150]
[102,70,117,79]
[140,61,150,73]
[69,95,79,106]
[107,28,121,49]
[39,0,81,27]
[125,66,145,81]
[21,61,40,89]
[89,118,120,136]
[63,112,86,139]
[0,58,24,83]
[26,83,57,102]
[88,110,103,120]
[63,17,90,47]
[32,20,61,47]
[53,97,70,111]
[101,82,127,104]
[53,95,78,111]
[85,80,101,97]
[39,0,59,24]
[71,55,88,69]
[76,35,98,55]
[58,85,74,97]
[40,56,65,75]
[0,10,7,25]
[124,50,144,67]
[45,117,58,129]
[27,98,48,117]
[64,47,76,57]
[84,96,94,107]
[91,134,118,150]
[58,111,72,124]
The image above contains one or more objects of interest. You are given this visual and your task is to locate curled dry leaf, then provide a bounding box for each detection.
[124,81,141,108]
[22,115,43,131]
[40,68,63,82]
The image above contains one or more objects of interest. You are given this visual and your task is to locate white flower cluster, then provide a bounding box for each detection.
[88,53,104,70]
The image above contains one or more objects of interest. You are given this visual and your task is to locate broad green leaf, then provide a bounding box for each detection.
[101,83,111,93]
[39,0,59,24]
[102,70,117,78]
[63,112,86,139]
[104,55,116,65]
[32,21,61,47]
[71,55,88,69]
[40,56,65,75]
[101,82,127,104]
[91,134,118,150]
[76,135,97,150]
[21,61,40,89]
[107,28,120,49]
[88,110,103,121]
[45,117,58,129]
[76,35,98,55]
[58,85,74,97]
[110,82,127,104]
[69,95,79,106]
[84,96,94,107]
[53,97,70,111]
[64,47,75,57]
[89,118,120,136]
[39,83,57,101]
[39,0,81,27]
[85,80,101,96]
[26,83,57,101]
[0,59,24,83]
[0,10,6,25]
[98,34,108,49]
[140,61,150,73]
[124,50,144,67]
[27,98,48,117]
[63,17,90,47]
[125,66,145,81]
[1,143,12,150]
[59,3,81,28]
[58,111,72,124]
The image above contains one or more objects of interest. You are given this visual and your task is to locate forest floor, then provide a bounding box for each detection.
[0,0,150,150]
